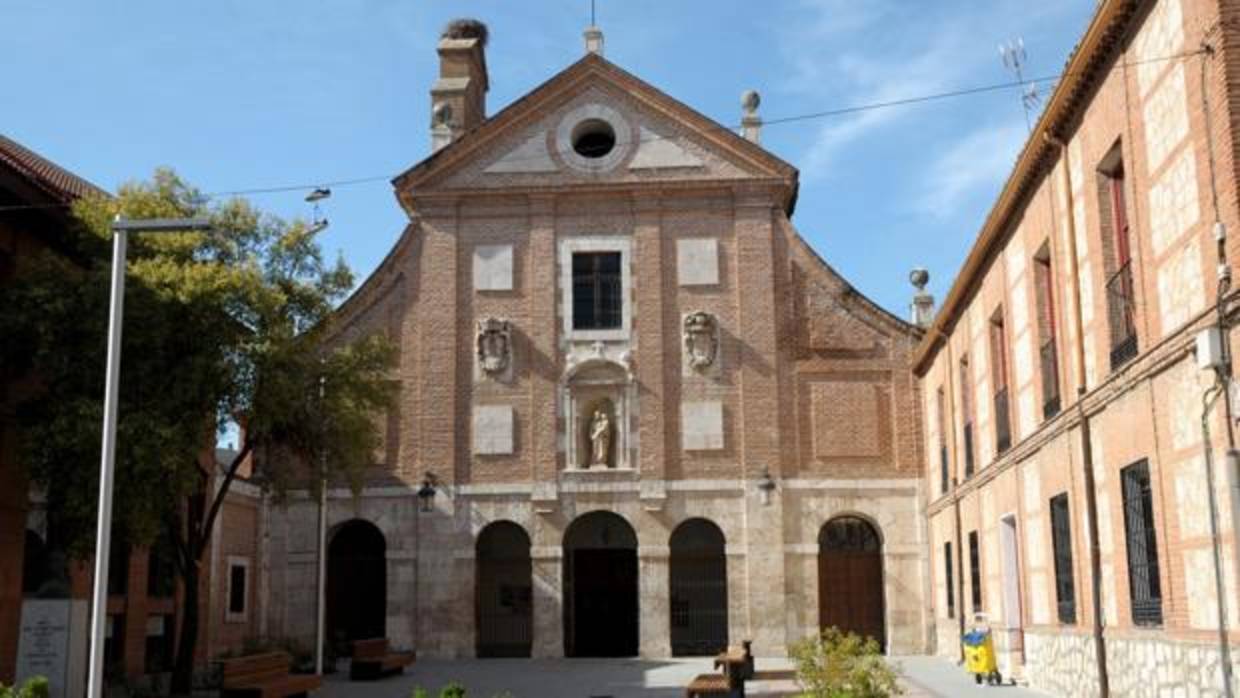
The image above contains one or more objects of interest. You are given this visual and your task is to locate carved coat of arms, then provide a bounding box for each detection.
[683,311,719,370]
[476,317,512,376]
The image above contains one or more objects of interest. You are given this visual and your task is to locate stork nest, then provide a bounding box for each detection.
[442,18,489,47]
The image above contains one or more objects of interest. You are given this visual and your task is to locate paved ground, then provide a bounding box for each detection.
[317,655,1052,698]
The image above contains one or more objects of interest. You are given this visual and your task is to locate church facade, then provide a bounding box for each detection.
[261,22,930,659]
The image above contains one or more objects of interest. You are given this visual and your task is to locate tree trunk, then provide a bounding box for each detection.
[170,556,201,695]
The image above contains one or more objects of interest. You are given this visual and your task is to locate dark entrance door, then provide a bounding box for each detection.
[563,511,639,657]
[669,519,728,656]
[326,519,386,655]
[818,516,885,649]
[476,521,533,658]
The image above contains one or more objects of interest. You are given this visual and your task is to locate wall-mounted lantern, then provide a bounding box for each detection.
[758,467,777,506]
[417,472,439,513]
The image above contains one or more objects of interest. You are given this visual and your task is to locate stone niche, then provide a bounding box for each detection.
[562,349,635,471]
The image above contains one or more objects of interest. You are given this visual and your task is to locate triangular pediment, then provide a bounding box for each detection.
[394,54,797,199]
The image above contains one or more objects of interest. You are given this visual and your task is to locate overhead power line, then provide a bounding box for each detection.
[0,47,1206,214]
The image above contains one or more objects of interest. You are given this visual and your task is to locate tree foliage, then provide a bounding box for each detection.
[791,628,903,698]
[0,169,396,692]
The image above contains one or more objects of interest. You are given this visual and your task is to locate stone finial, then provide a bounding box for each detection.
[584,25,605,55]
[740,90,762,144]
[909,268,935,328]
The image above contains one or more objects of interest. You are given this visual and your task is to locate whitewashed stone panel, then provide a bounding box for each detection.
[1148,146,1200,257]
[473,244,513,291]
[1143,63,1189,173]
[473,404,514,455]
[1157,238,1204,335]
[676,238,719,286]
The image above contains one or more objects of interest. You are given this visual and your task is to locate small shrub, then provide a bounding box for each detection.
[411,688,430,698]
[0,677,50,698]
[791,627,902,698]
[440,683,467,698]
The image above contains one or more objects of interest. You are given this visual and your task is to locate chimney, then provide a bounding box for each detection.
[431,19,490,152]
[909,268,936,328]
[740,90,762,144]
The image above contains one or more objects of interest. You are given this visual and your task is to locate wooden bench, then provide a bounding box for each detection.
[686,671,742,697]
[220,652,321,698]
[349,638,416,680]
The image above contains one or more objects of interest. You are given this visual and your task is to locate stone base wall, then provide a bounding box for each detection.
[1024,628,1240,698]
[1024,628,1099,698]
[263,480,928,659]
[1105,634,1239,698]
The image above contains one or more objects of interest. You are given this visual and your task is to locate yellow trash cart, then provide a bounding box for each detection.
[962,615,1002,686]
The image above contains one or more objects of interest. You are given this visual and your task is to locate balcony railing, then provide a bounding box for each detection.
[1106,261,1139,369]
[963,422,975,478]
[1040,338,1061,420]
[994,387,1012,454]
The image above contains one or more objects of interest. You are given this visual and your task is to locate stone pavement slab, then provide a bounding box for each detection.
[893,655,1053,698]
[314,655,1052,698]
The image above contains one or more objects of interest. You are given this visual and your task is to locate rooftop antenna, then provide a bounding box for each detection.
[591,0,596,26]
[999,37,1039,131]
[305,187,330,235]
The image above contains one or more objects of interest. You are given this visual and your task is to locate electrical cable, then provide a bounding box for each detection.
[0,47,1206,214]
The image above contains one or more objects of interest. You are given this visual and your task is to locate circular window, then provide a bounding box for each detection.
[571,119,616,159]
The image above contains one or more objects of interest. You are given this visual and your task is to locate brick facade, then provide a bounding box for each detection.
[916,0,1240,694]
[263,31,929,660]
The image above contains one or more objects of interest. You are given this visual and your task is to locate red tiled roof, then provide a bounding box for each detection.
[0,134,106,203]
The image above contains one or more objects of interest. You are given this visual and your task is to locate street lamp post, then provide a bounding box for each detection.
[87,216,211,698]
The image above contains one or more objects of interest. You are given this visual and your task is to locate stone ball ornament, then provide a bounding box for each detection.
[909,267,930,291]
[741,90,761,115]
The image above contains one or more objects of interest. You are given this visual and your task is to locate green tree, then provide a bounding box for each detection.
[791,628,903,698]
[1,170,396,694]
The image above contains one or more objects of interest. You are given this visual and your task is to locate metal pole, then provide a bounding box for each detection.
[315,373,327,675]
[86,226,128,698]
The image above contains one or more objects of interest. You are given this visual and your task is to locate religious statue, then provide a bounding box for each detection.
[476,317,512,377]
[683,311,719,370]
[588,409,612,468]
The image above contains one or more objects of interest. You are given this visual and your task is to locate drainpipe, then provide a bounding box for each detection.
[1199,40,1237,698]
[936,329,968,662]
[1043,130,1110,698]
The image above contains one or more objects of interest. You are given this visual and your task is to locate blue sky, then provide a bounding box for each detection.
[4,0,1095,316]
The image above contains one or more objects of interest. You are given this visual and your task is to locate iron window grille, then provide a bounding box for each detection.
[1049,493,1076,624]
[571,252,623,330]
[1106,261,1139,369]
[940,445,949,495]
[994,387,1012,455]
[1040,338,1061,420]
[968,530,982,613]
[1121,459,1162,626]
[944,542,955,619]
[963,422,975,478]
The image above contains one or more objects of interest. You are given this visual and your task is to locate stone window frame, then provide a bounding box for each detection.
[560,237,633,342]
[225,555,250,624]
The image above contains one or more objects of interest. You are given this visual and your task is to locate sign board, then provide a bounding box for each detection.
[16,600,71,698]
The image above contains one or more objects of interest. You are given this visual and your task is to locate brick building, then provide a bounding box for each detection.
[263,21,930,660]
[0,137,263,688]
[916,0,1240,694]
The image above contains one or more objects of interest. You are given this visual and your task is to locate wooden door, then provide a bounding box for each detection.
[818,517,885,649]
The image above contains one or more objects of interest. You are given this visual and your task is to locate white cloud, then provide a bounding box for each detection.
[914,122,1026,218]
[773,0,1079,180]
